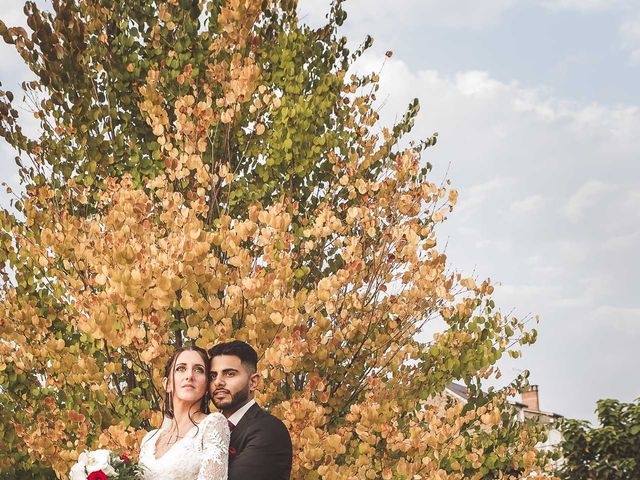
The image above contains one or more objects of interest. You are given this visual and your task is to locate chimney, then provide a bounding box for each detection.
[521,385,540,411]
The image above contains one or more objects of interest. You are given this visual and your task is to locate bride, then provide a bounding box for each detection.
[139,346,230,480]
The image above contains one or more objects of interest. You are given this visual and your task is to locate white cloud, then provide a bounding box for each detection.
[0,2,39,87]
[620,14,640,64]
[299,0,518,32]
[593,305,640,335]
[456,177,513,218]
[416,0,517,29]
[511,90,558,121]
[498,282,562,306]
[362,56,640,145]
[1,2,30,27]
[353,53,639,421]
[511,194,544,215]
[524,254,565,276]
[535,1,640,65]
[623,190,640,214]
[540,0,624,12]
[562,181,613,222]
[300,0,630,36]
[554,239,590,265]
[0,3,28,72]
[601,230,640,251]
[455,71,504,97]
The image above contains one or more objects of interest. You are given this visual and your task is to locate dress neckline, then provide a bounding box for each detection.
[151,416,207,461]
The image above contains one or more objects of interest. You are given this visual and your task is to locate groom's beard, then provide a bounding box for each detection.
[212,383,250,413]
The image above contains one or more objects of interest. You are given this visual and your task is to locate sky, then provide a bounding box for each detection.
[298,0,640,423]
[1,1,638,423]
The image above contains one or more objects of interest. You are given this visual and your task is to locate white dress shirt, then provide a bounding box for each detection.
[227,398,256,427]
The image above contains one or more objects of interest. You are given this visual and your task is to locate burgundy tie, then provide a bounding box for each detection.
[228,420,235,431]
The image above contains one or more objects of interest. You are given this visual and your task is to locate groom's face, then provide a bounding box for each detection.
[209,354,257,414]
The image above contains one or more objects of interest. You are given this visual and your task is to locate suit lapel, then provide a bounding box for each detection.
[230,402,261,445]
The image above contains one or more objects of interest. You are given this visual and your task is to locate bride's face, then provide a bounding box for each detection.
[167,350,208,404]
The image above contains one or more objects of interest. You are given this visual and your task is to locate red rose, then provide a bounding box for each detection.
[87,471,109,480]
[120,454,130,463]
[229,447,237,455]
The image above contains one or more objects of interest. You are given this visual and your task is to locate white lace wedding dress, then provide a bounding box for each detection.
[138,412,230,480]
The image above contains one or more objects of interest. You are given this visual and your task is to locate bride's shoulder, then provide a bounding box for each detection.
[200,412,228,430]
[140,428,159,448]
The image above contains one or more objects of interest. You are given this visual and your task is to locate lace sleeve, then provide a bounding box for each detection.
[197,413,230,480]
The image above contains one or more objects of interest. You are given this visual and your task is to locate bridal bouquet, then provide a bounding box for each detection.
[69,449,141,480]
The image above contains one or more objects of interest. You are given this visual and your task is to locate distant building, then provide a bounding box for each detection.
[517,385,563,453]
[444,382,563,453]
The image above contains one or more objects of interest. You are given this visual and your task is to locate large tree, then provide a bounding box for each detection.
[557,398,640,480]
[0,1,554,478]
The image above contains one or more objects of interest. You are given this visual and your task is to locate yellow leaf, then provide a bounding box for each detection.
[152,123,164,136]
[460,277,477,290]
[317,289,331,302]
[448,188,459,205]
[190,228,202,240]
[180,292,194,309]
[157,275,172,291]
[187,326,199,338]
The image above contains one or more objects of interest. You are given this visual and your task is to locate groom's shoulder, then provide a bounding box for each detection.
[251,406,290,438]
[252,404,284,425]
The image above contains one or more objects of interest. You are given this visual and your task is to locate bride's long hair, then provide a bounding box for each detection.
[162,345,211,420]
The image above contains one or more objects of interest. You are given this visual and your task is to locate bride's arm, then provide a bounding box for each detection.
[197,413,230,480]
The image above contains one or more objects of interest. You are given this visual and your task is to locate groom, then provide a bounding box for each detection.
[208,340,292,480]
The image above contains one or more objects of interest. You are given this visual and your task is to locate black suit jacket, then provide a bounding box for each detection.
[228,403,292,480]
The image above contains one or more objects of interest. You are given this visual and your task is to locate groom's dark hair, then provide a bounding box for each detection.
[208,340,258,374]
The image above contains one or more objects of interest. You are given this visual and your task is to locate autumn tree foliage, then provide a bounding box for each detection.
[1,0,554,478]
